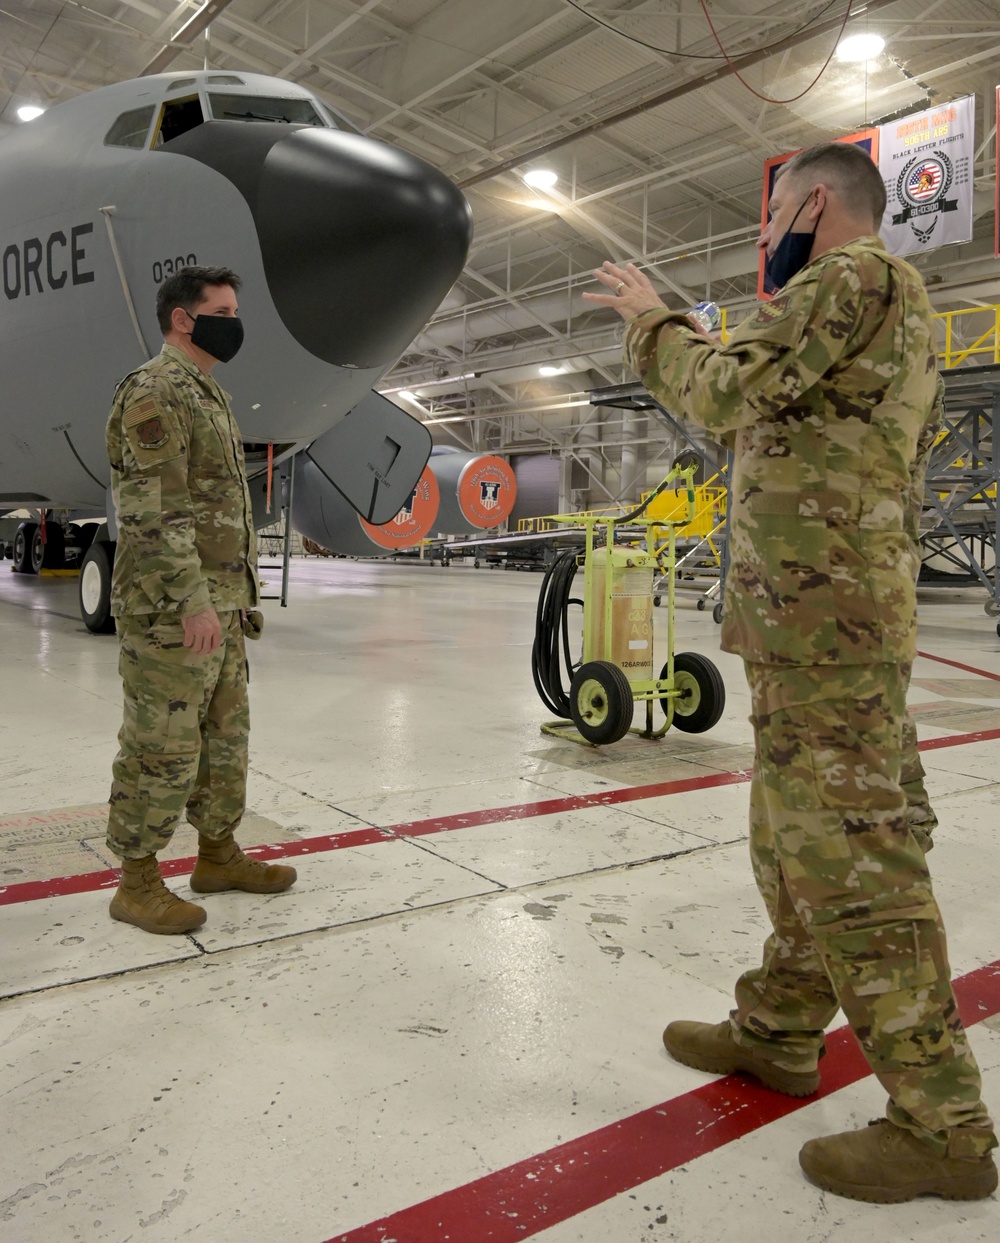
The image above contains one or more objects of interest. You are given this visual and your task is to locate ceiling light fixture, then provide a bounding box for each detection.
[523,168,558,190]
[539,365,565,376]
[17,105,45,122]
[836,33,885,62]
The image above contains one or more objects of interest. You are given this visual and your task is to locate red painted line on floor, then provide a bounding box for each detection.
[389,768,750,838]
[919,726,1000,751]
[327,959,1000,1243]
[0,826,389,907]
[4,720,1000,908]
[917,648,1000,683]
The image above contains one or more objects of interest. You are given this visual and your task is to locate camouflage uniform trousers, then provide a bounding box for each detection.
[107,610,249,859]
[730,660,996,1158]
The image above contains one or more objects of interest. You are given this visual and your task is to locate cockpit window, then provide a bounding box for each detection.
[207,75,245,86]
[155,96,205,146]
[207,93,326,126]
[104,105,155,149]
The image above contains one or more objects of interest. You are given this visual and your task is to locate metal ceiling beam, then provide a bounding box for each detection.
[456,0,904,188]
[141,0,239,76]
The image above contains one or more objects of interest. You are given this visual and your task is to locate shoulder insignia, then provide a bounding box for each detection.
[135,416,169,449]
[753,296,791,323]
[123,399,160,429]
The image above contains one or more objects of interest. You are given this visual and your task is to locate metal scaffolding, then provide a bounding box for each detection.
[919,363,1000,622]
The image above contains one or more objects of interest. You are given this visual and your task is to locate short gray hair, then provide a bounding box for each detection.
[778,142,886,223]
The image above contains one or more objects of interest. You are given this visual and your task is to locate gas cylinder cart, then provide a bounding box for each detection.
[531,465,725,746]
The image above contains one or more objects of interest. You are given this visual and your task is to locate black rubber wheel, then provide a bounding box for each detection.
[653,595,661,607]
[712,601,724,624]
[79,541,117,634]
[32,523,65,571]
[569,660,634,745]
[696,597,706,612]
[13,521,38,574]
[69,522,97,559]
[660,652,725,733]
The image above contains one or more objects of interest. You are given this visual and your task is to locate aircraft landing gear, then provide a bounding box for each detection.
[13,518,70,572]
[32,524,65,571]
[12,521,37,573]
[80,541,116,633]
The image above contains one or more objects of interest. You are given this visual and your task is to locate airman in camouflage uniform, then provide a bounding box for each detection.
[106,266,295,936]
[585,143,996,1202]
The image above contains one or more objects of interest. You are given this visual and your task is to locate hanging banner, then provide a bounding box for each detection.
[758,128,879,300]
[995,87,999,259]
[879,94,974,257]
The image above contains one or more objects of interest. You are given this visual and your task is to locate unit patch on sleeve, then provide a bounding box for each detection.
[136,416,168,448]
[123,399,171,451]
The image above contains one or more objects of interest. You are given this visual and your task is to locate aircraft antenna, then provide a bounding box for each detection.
[100,206,152,358]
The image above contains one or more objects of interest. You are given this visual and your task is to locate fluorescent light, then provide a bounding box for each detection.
[836,33,885,62]
[539,365,564,377]
[523,168,558,190]
[17,105,45,122]
[397,390,416,400]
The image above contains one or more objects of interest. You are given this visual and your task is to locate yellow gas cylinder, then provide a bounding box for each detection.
[585,545,655,681]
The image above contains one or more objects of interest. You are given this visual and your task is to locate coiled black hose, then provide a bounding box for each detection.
[531,547,584,718]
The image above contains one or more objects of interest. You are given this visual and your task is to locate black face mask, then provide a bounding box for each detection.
[764,194,821,293]
[185,311,244,363]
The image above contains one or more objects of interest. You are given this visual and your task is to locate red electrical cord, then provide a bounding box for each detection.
[697,0,855,104]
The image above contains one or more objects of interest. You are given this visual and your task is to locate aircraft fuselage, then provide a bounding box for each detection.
[0,71,472,513]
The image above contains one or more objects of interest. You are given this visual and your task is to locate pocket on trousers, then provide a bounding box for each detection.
[126,616,206,753]
[825,920,938,997]
[240,609,264,640]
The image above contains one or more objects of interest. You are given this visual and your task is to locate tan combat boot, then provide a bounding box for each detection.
[799,1118,998,1202]
[109,855,207,935]
[190,834,297,894]
[663,1019,820,1097]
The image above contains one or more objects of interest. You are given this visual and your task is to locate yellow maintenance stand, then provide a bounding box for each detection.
[531,465,725,745]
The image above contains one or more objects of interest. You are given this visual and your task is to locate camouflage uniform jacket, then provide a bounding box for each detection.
[623,236,940,666]
[106,344,259,618]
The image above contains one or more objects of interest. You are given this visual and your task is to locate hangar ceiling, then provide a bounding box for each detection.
[3,0,1000,473]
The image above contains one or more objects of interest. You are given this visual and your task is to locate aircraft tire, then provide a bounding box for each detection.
[662,652,725,733]
[79,541,117,634]
[12,522,38,574]
[32,524,66,572]
[69,522,98,559]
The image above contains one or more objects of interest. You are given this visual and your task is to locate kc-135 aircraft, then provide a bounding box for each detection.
[0,70,472,629]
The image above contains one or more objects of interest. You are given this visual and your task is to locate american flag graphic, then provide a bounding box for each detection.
[907,160,943,201]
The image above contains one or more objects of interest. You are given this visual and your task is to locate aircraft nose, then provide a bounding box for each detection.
[162,121,473,370]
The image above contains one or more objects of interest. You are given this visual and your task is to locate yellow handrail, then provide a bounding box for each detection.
[933,305,1000,369]
[720,303,1000,369]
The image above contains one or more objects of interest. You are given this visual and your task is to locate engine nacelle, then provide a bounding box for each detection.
[292,457,439,557]
[427,449,516,534]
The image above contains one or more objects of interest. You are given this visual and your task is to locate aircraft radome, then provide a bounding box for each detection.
[0,70,473,630]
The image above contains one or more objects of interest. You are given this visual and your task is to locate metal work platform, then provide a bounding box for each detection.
[920,363,1000,620]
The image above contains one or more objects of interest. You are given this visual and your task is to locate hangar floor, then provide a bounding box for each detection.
[1,557,998,1242]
